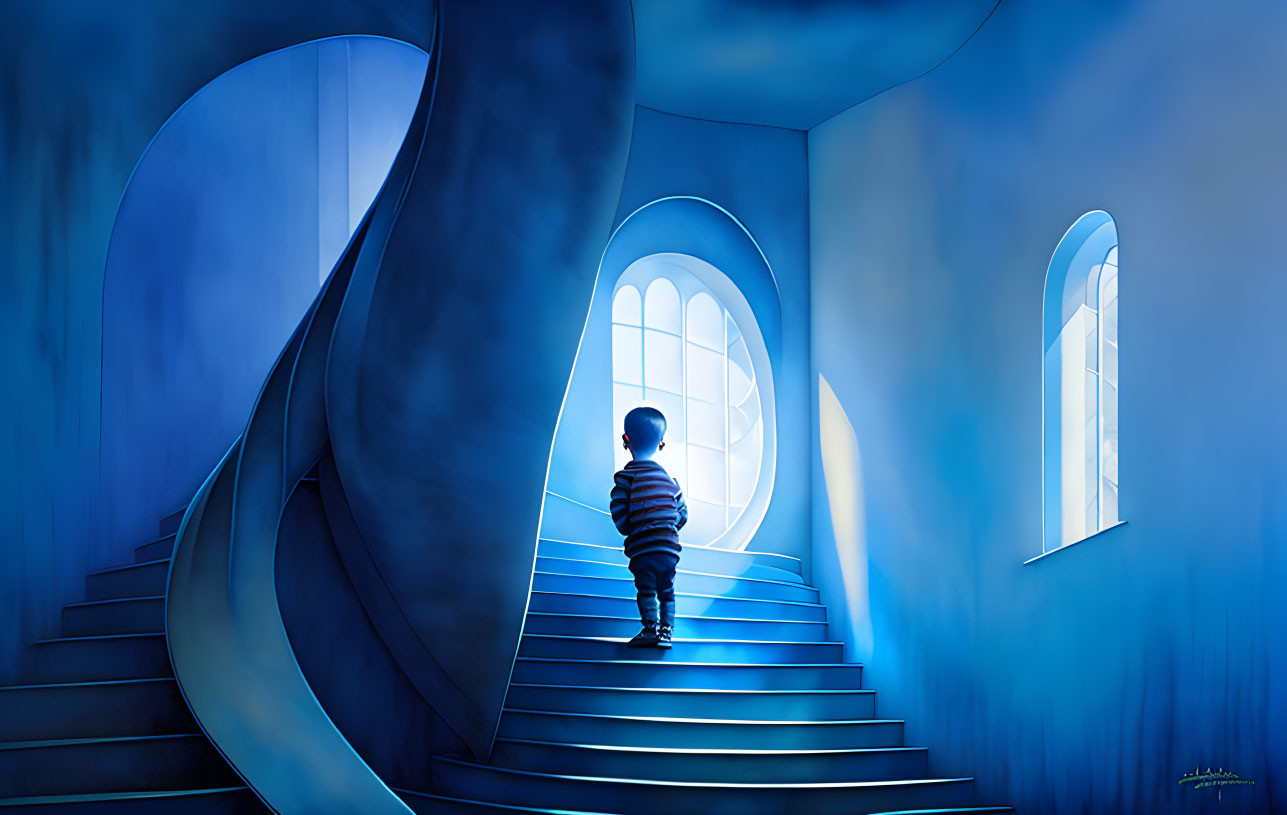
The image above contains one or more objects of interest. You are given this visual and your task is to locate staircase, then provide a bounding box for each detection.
[0,513,266,814]
[1,518,1012,814]
[398,537,1013,815]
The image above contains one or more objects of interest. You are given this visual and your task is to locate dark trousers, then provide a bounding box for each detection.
[628,551,679,603]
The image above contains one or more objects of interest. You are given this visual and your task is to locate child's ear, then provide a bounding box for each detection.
[622,433,630,450]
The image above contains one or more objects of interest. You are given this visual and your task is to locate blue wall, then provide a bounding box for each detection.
[808,0,1286,811]
[0,0,430,682]
[99,36,424,563]
[564,107,814,564]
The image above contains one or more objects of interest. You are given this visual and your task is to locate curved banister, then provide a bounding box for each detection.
[167,2,635,811]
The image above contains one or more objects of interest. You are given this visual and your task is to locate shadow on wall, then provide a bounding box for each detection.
[816,374,872,664]
[97,35,427,565]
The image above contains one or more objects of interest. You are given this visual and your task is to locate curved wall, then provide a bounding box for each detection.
[0,0,432,684]
[98,36,427,559]
[808,0,1287,810]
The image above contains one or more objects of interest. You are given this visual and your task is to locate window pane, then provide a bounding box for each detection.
[607,263,766,549]
[612,325,642,386]
[1084,369,1098,421]
[1102,381,1119,485]
[1083,368,1098,506]
[1102,296,1118,346]
[1101,480,1119,526]
[728,421,762,508]
[1101,270,1118,305]
[644,328,682,393]
[687,292,723,351]
[645,278,681,334]
[687,397,725,450]
[725,311,741,346]
[1102,339,1118,388]
[729,403,753,443]
[686,343,724,404]
[727,336,755,403]
[612,285,641,326]
[688,443,726,505]
[654,440,687,491]
[682,498,725,546]
[1084,306,1098,373]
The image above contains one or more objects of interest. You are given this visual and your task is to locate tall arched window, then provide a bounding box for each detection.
[611,257,764,548]
[1043,211,1120,552]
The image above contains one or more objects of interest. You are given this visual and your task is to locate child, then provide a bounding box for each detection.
[609,407,687,648]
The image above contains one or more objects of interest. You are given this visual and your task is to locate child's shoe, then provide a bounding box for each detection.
[628,622,660,648]
[628,595,661,648]
[656,600,675,649]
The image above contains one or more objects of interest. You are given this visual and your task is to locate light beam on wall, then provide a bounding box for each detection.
[818,374,872,661]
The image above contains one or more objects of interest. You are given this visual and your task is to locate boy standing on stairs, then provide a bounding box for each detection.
[610,406,687,649]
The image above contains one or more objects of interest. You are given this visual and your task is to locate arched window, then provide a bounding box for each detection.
[1043,211,1120,552]
[611,257,765,547]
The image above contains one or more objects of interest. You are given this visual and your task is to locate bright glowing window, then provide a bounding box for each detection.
[611,263,764,547]
[1043,212,1120,552]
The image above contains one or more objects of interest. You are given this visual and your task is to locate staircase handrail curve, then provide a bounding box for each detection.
[164,10,442,815]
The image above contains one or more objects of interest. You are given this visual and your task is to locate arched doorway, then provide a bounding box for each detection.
[98,35,428,555]
[543,197,780,553]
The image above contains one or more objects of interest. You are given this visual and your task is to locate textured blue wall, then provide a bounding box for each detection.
[809,0,1286,812]
[99,36,425,567]
[607,107,814,565]
[0,0,429,682]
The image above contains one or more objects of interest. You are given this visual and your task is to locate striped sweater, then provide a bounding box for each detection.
[609,458,687,558]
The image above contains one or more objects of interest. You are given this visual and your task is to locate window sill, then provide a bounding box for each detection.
[1024,521,1128,565]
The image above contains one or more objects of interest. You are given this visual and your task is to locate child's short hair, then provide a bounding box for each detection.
[624,406,667,450]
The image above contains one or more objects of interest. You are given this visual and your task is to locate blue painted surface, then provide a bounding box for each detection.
[633,0,998,128]
[809,0,1287,811]
[98,35,426,573]
[322,0,635,766]
[276,477,461,791]
[0,0,433,684]
[543,197,782,552]
[0,1,1278,812]
[606,108,814,569]
[412,534,1012,812]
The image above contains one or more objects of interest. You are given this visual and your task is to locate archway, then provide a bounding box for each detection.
[98,35,428,555]
[543,197,780,552]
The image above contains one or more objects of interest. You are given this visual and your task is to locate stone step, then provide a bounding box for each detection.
[491,738,929,783]
[511,658,862,690]
[85,561,169,602]
[0,679,191,742]
[518,634,842,664]
[61,597,165,638]
[431,758,974,815]
[498,709,904,750]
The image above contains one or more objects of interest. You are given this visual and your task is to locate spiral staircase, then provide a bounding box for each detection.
[0,503,1012,814]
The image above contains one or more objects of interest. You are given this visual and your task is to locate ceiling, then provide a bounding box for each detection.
[632,0,998,130]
